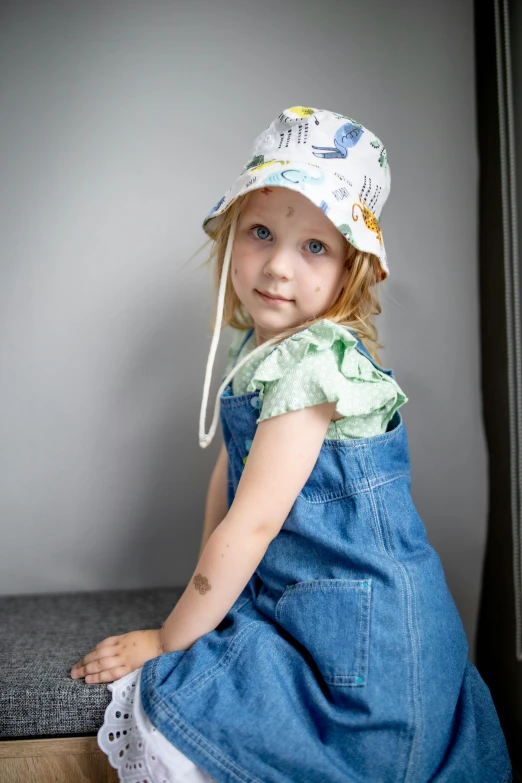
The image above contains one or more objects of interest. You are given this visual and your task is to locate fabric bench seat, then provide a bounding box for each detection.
[0,585,184,781]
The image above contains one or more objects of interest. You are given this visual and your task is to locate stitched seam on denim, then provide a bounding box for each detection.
[351,583,370,687]
[331,583,368,684]
[229,462,409,503]
[275,578,366,618]
[376,486,425,783]
[368,472,411,490]
[323,583,371,687]
[146,685,264,783]
[298,481,368,503]
[375,484,418,783]
[298,472,411,503]
[363,582,371,683]
[326,585,369,687]
[375,478,425,782]
[394,566,422,783]
[367,457,397,559]
[352,588,364,679]
[169,620,264,700]
[370,481,415,783]
[360,446,414,783]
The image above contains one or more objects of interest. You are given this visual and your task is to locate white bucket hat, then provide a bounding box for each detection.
[198,106,391,448]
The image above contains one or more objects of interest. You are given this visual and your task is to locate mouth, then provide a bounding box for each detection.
[256,290,293,304]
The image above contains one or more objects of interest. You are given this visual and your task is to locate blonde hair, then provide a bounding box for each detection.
[201,192,386,365]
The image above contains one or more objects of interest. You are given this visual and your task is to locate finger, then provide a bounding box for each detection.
[85,664,129,684]
[72,654,122,679]
[76,642,120,668]
[76,636,122,665]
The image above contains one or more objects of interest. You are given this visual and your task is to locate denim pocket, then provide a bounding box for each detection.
[275,578,371,686]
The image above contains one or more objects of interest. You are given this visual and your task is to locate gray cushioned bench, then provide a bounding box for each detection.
[0,585,184,782]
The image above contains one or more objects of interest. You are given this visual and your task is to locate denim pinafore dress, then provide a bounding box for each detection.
[140,327,512,783]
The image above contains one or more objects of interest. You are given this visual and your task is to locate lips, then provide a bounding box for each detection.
[257,290,292,302]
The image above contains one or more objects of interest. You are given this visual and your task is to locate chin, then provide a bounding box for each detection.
[258,312,303,333]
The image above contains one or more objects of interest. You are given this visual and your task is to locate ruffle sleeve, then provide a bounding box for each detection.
[246,320,408,436]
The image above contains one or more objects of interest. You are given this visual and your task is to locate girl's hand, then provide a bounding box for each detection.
[70,629,165,684]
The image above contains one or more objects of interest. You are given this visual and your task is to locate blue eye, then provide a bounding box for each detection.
[250,225,327,255]
[306,240,326,255]
[252,225,271,240]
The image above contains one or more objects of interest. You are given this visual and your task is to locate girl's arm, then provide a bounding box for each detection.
[198,442,229,558]
[160,400,337,653]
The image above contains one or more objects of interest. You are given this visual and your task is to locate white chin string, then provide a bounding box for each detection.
[198,213,279,449]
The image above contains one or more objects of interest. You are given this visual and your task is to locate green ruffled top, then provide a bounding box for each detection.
[222,319,408,440]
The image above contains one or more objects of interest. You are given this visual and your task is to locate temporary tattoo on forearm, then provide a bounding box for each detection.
[193,573,212,595]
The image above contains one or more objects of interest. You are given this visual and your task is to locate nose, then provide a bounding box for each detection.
[263,246,294,280]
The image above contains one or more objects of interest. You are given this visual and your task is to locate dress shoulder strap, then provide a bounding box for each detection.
[232,329,255,369]
[220,328,256,385]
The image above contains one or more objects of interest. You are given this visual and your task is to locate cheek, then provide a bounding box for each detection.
[229,257,252,295]
[300,270,339,301]
[231,248,257,281]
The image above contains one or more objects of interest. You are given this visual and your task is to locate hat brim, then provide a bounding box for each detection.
[202,159,388,281]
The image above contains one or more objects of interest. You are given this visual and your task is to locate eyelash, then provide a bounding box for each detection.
[248,224,329,256]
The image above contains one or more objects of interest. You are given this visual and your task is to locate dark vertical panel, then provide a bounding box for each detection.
[475,0,521,777]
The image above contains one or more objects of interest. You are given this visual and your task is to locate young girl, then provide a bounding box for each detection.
[80,106,511,781]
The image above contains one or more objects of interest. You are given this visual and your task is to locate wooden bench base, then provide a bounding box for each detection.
[0,736,119,782]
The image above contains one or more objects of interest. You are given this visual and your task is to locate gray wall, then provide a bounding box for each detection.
[0,1,482,656]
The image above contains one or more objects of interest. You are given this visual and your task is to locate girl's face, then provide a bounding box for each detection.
[231,187,348,345]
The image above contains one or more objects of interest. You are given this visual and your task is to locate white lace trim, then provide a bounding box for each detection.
[97,666,217,783]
